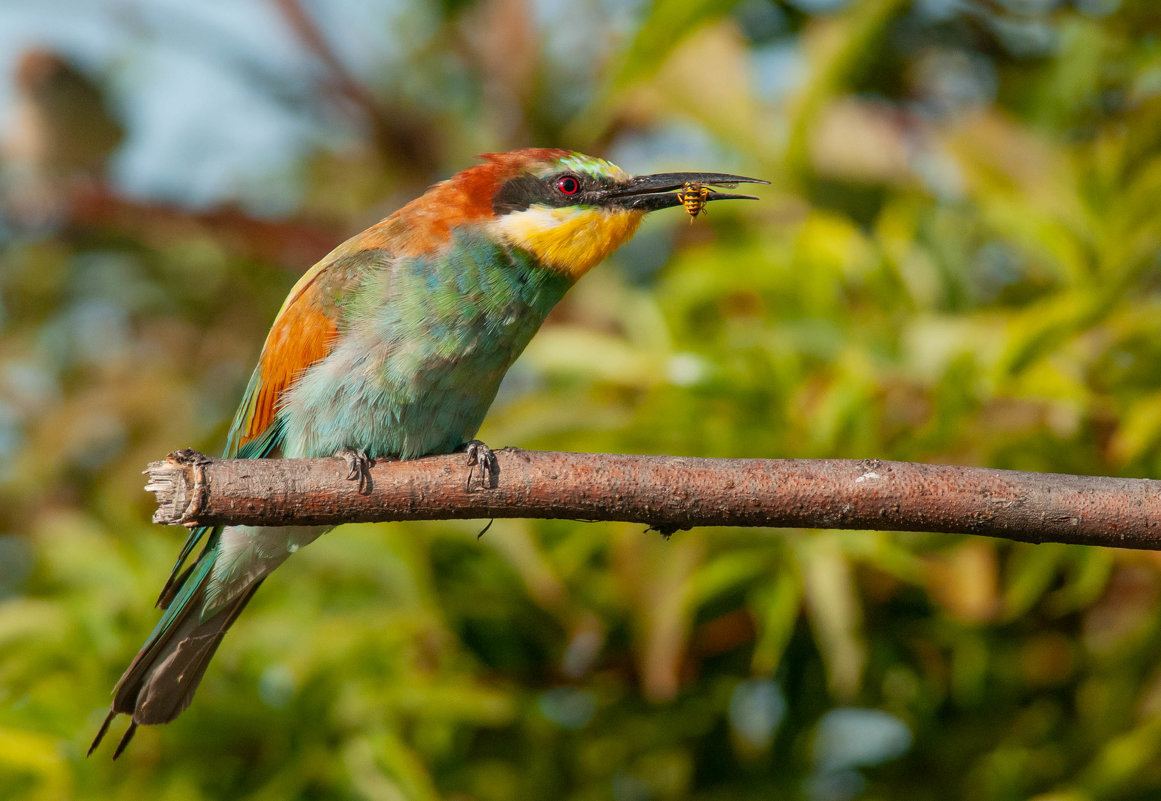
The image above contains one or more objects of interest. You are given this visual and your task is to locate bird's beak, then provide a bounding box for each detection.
[606,171,769,212]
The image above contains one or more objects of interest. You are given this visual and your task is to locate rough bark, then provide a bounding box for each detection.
[143,449,1161,550]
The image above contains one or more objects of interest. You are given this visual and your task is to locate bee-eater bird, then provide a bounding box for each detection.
[90,148,765,757]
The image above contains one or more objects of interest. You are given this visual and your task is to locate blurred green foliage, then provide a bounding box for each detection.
[3,0,1161,799]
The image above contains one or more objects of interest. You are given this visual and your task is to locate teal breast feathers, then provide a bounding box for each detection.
[278,231,572,460]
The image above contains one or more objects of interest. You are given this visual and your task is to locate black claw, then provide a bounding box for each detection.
[337,447,372,495]
[463,440,499,489]
[170,448,211,467]
[171,449,213,526]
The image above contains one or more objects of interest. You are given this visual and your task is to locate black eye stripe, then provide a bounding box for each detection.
[493,172,604,214]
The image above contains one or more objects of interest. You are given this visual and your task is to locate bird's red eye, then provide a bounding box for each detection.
[556,175,581,195]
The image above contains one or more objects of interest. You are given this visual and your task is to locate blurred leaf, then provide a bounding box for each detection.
[750,553,803,676]
[0,728,70,801]
[799,534,865,699]
[612,0,742,85]
[1002,544,1069,620]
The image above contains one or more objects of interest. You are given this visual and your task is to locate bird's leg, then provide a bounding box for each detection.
[170,448,213,526]
[462,439,500,489]
[336,447,372,495]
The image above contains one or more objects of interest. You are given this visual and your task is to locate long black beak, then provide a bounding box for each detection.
[608,171,769,212]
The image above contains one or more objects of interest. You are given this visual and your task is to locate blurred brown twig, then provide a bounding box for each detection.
[65,184,340,268]
[271,0,439,171]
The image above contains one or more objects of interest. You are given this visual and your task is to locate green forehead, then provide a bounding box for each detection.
[537,153,628,181]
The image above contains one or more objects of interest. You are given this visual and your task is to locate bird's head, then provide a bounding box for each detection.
[383,149,766,281]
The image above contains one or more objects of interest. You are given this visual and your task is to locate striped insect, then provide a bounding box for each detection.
[678,179,719,219]
[676,181,716,222]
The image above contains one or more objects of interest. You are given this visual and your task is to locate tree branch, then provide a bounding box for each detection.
[143,449,1161,549]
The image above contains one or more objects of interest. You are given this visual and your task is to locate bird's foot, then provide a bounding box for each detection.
[336,447,372,495]
[463,439,500,490]
[170,449,213,526]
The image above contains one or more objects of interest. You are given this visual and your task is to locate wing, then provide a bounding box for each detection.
[224,261,341,459]
[223,238,401,457]
[158,245,385,605]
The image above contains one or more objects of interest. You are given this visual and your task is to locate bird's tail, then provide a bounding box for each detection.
[89,527,261,758]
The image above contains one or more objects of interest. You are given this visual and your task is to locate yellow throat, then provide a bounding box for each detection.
[491,205,646,281]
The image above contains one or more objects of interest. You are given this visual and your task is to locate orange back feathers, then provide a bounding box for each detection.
[338,149,571,259]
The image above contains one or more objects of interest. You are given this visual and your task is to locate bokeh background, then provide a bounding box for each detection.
[3,0,1161,798]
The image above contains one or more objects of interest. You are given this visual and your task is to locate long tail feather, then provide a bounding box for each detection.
[156,560,197,609]
[112,722,138,760]
[157,525,213,608]
[87,710,115,757]
[89,537,262,757]
[114,580,261,726]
